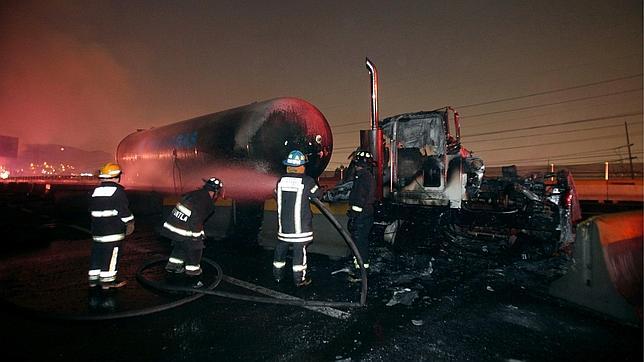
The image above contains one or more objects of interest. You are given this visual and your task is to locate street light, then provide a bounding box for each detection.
[604,161,609,201]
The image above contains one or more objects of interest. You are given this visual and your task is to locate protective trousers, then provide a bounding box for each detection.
[273,241,311,285]
[350,213,374,269]
[168,239,204,272]
[88,240,122,283]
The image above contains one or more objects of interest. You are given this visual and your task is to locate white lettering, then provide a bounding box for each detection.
[172,208,188,222]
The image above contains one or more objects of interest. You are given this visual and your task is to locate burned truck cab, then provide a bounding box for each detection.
[326,58,580,252]
[380,108,484,209]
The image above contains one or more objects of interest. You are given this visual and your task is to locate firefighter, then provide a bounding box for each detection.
[88,162,134,290]
[161,177,223,281]
[347,150,376,282]
[273,150,323,287]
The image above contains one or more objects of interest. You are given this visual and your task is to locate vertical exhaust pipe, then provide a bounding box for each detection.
[366,58,379,130]
[364,57,384,200]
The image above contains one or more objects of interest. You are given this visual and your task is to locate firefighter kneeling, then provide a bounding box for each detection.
[161,177,223,286]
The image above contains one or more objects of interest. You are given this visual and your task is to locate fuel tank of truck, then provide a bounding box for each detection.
[116,97,333,201]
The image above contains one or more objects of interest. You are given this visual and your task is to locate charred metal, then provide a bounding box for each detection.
[325,59,582,258]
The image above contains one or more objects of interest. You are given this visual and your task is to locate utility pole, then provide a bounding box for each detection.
[624,122,635,179]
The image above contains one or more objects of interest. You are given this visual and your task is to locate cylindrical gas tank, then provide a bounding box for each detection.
[117,97,333,201]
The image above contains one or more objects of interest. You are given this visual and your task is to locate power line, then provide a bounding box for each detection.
[482,145,630,161]
[333,128,369,135]
[475,134,624,153]
[332,114,643,148]
[491,152,640,165]
[463,112,643,138]
[485,156,637,168]
[492,147,644,166]
[330,113,643,165]
[332,121,368,129]
[331,91,642,131]
[322,53,642,113]
[464,122,642,142]
[460,88,642,119]
[461,96,643,131]
[456,74,643,109]
[333,145,361,151]
[379,50,643,107]
[538,145,639,158]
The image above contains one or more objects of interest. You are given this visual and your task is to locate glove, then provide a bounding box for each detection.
[125,221,135,236]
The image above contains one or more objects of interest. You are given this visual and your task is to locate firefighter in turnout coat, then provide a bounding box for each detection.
[162,177,223,278]
[347,150,376,281]
[273,150,323,287]
[89,162,134,289]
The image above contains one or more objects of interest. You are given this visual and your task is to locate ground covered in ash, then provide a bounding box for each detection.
[316,238,592,361]
[0,195,641,361]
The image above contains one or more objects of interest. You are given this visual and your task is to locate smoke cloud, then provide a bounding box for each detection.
[0,2,140,155]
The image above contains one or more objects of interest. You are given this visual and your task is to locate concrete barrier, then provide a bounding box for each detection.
[575,179,643,202]
[549,210,643,324]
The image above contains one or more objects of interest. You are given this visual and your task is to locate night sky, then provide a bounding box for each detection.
[1,0,642,168]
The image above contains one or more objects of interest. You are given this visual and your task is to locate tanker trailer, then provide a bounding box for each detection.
[116,97,333,243]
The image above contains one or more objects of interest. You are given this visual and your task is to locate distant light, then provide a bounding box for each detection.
[80,172,94,177]
[60,147,65,151]
[0,170,9,179]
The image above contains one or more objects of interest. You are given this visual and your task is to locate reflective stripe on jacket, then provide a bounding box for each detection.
[89,181,133,242]
[348,168,376,216]
[160,188,215,243]
[276,173,322,243]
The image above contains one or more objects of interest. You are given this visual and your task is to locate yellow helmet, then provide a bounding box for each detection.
[99,162,122,179]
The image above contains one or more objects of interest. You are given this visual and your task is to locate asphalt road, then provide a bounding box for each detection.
[0,195,641,361]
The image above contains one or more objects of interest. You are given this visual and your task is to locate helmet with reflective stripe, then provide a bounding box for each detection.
[203,177,223,192]
[99,162,122,179]
[353,150,375,166]
[283,150,308,166]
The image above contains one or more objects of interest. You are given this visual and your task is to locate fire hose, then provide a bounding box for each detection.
[137,198,367,308]
[3,199,366,321]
